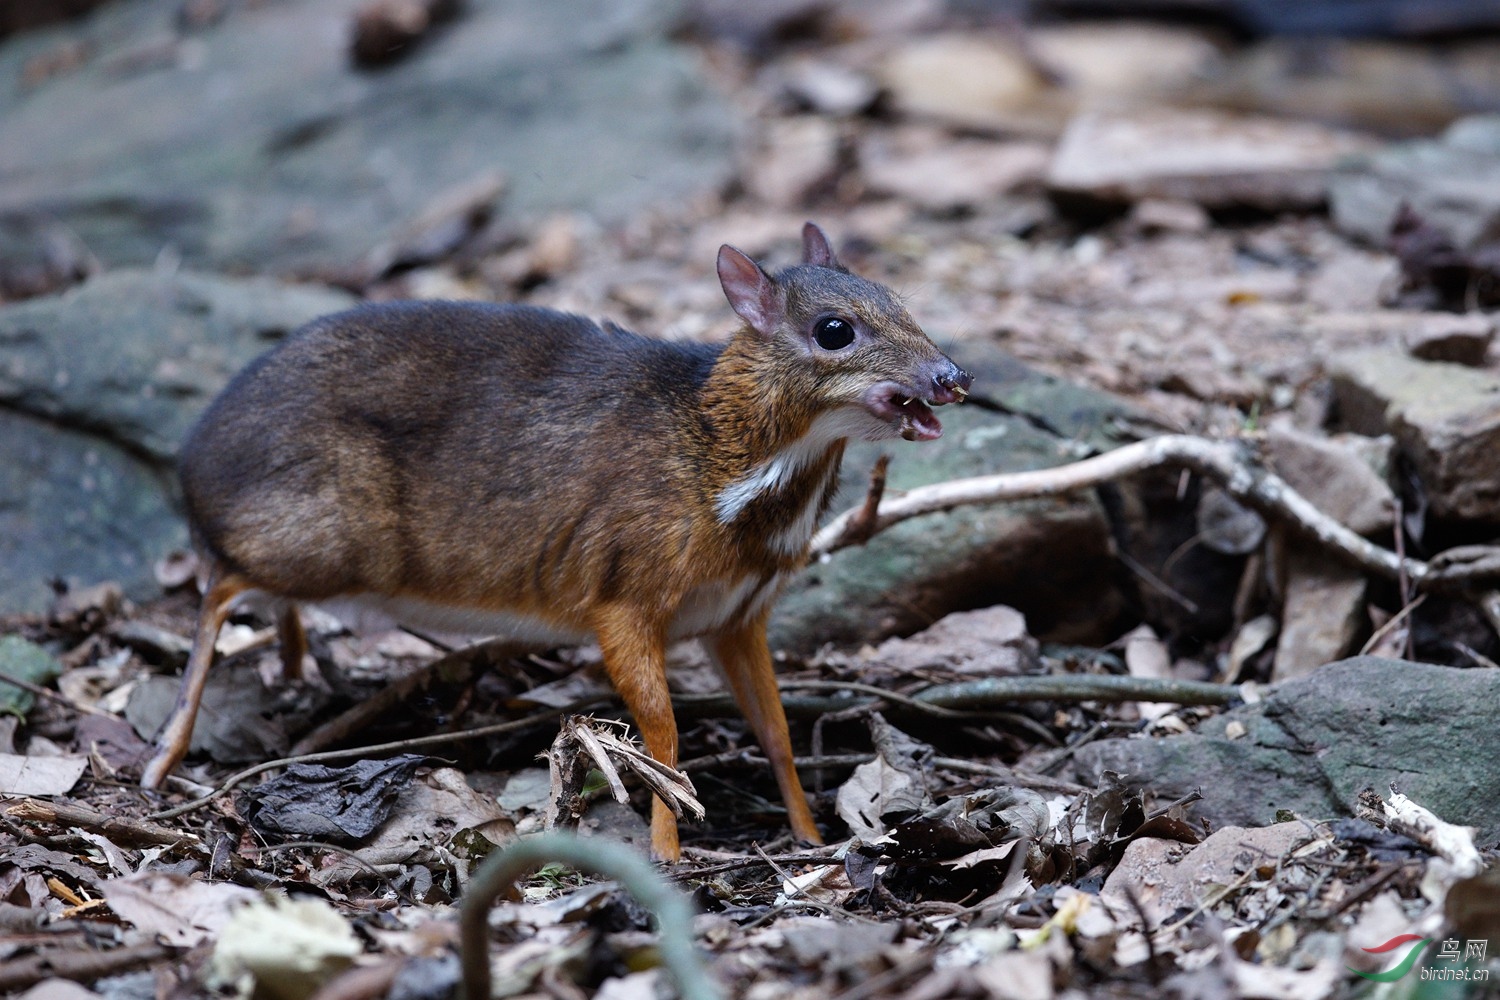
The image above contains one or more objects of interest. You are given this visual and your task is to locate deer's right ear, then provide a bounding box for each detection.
[718,245,784,338]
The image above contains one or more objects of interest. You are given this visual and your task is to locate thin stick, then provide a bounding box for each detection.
[2,797,202,849]
[810,435,1428,587]
[0,672,109,717]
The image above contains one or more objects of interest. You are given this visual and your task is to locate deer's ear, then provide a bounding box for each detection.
[717,245,784,337]
[801,221,840,269]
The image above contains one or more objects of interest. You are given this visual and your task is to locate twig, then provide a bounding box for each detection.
[0,671,109,717]
[810,434,1444,588]
[460,832,722,1000]
[914,674,1239,709]
[291,638,543,755]
[826,455,890,549]
[1359,594,1426,657]
[2,797,202,850]
[0,942,173,991]
[146,700,604,822]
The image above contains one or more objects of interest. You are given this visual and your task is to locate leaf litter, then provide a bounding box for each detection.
[4,8,1500,1000]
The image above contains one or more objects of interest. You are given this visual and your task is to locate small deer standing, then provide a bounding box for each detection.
[147,223,971,860]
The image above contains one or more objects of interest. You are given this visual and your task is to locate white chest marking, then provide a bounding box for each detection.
[769,463,839,556]
[670,575,760,639]
[714,408,868,525]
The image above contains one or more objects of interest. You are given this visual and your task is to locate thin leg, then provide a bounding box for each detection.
[708,615,821,844]
[593,606,679,861]
[140,565,249,789]
[276,604,307,682]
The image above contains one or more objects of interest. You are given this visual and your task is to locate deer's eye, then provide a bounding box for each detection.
[813,316,856,351]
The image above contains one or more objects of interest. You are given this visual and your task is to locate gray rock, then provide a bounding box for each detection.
[1328,349,1500,524]
[0,0,737,278]
[1272,550,1367,682]
[1331,115,1500,251]
[1048,107,1373,212]
[771,343,1141,654]
[0,269,353,462]
[0,409,184,613]
[1067,657,1500,844]
[1402,313,1495,366]
[0,270,354,611]
[1265,425,1394,537]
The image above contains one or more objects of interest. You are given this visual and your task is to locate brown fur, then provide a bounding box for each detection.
[146,223,971,860]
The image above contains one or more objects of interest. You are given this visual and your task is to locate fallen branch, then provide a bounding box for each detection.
[2,797,202,850]
[810,433,1471,588]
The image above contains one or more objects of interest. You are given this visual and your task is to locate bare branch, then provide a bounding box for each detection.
[810,434,1465,587]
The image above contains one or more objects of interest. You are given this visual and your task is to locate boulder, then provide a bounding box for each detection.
[1331,115,1500,252]
[1067,657,1500,844]
[1328,349,1500,524]
[0,409,184,613]
[1048,107,1373,212]
[0,0,737,280]
[0,271,354,611]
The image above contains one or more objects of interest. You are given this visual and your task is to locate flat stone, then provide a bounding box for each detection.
[860,133,1050,213]
[877,34,1054,136]
[855,606,1041,675]
[743,115,842,209]
[1328,349,1500,524]
[1066,657,1500,844]
[1331,114,1500,252]
[1101,821,1308,926]
[0,270,354,462]
[1264,425,1394,537]
[0,270,353,611]
[1048,107,1373,212]
[0,0,737,278]
[0,409,184,612]
[1403,313,1495,366]
[1272,549,1367,682]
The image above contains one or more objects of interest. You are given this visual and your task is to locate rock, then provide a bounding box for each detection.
[1066,657,1500,844]
[743,116,843,209]
[1403,313,1495,366]
[1272,549,1367,682]
[1328,350,1500,524]
[778,57,880,116]
[771,343,1142,653]
[1027,21,1222,101]
[1330,115,1500,253]
[1101,822,1308,926]
[1048,107,1373,212]
[1126,199,1210,235]
[0,270,354,462]
[1264,425,1395,537]
[0,0,736,279]
[1198,38,1500,136]
[856,606,1041,675]
[0,271,354,612]
[0,409,185,613]
[877,33,1055,136]
[860,132,1050,213]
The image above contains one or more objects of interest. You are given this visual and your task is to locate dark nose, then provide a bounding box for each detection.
[931,361,972,404]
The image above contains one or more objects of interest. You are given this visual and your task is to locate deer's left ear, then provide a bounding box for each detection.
[801,221,840,269]
[718,244,785,338]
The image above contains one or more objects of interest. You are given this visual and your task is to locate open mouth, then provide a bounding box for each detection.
[865,384,947,441]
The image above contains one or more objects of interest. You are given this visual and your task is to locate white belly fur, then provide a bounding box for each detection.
[235,579,779,647]
[313,594,592,646]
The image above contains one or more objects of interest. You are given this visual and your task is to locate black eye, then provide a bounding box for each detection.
[813,316,855,351]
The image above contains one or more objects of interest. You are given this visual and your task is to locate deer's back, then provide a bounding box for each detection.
[181,301,721,603]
